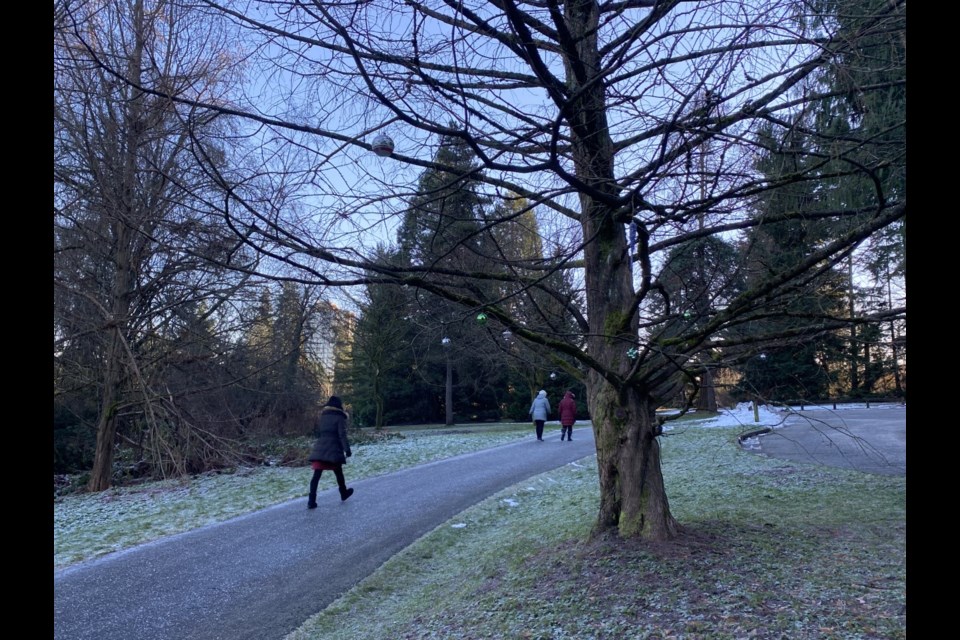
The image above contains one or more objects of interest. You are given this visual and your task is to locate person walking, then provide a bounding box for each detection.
[307,395,354,508]
[529,389,551,441]
[558,390,577,441]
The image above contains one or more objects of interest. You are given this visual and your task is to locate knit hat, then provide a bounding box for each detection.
[326,396,343,409]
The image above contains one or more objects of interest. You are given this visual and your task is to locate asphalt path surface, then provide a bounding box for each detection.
[752,405,906,476]
[53,429,597,640]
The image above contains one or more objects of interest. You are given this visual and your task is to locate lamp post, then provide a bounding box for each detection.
[441,336,453,425]
[752,353,767,422]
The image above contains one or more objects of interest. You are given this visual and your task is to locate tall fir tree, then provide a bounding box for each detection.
[733,122,847,402]
[812,0,906,396]
[396,133,497,424]
[651,235,745,410]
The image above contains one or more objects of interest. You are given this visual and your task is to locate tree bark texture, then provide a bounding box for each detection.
[696,367,717,413]
[587,370,679,540]
[88,220,136,491]
[88,332,124,492]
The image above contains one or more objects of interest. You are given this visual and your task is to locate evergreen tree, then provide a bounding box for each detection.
[396,133,496,425]
[733,123,846,402]
[343,248,420,428]
[812,0,906,396]
[651,235,744,410]
[479,198,587,418]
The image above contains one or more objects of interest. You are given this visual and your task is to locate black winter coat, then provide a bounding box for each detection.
[308,406,352,464]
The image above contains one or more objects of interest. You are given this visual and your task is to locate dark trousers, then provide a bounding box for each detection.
[535,420,545,439]
[309,465,347,502]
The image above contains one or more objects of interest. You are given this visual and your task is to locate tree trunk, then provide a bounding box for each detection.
[588,381,679,540]
[88,331,124,492]
[565,0,678,540]
[887,277,903,395]
[696,367,717,412]
[88,219,135,492]
[576,140,679,540]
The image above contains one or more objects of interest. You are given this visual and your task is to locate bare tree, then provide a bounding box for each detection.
[91,0,904,539]
[54,0,259,490]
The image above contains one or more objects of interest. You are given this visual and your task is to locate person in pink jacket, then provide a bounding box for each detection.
[558,390,577,441]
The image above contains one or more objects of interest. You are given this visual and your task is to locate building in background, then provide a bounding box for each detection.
[309,300,356,397]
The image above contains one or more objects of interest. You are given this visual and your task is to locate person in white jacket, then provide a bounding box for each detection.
[528,389,551,441]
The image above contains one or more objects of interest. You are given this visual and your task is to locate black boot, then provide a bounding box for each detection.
[308,469,322,509]
[340,487,354,502]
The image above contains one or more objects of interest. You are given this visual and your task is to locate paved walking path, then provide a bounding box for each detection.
[753,405,906,476]
[53,430,596,640]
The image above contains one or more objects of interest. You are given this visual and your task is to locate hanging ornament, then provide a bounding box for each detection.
[683,310,692,320]
[502,329,513,341]
[626,347,639,360]
[550,372,557,380]
[475,312,488,325]
[441,337,451,347]
[371,134,395,157]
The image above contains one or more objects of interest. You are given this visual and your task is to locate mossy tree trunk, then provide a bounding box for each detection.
[565,0,679,541]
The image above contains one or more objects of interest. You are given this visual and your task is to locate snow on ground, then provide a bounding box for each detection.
[690,401,906,450]
[695,403,785,429]
[667,401,905,431]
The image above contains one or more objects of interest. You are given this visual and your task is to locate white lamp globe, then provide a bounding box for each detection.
[371,134,395,157]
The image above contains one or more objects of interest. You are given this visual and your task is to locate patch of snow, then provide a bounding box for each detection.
[501,498,519,507]
[698,403,783,429]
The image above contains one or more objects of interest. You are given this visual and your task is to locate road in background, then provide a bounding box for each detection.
[754,405,906,476]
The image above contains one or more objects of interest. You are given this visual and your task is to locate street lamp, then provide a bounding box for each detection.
[371,133,395,157]
[752,353,767,422]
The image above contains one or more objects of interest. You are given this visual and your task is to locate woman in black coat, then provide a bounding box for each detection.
[307,396,354,508]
